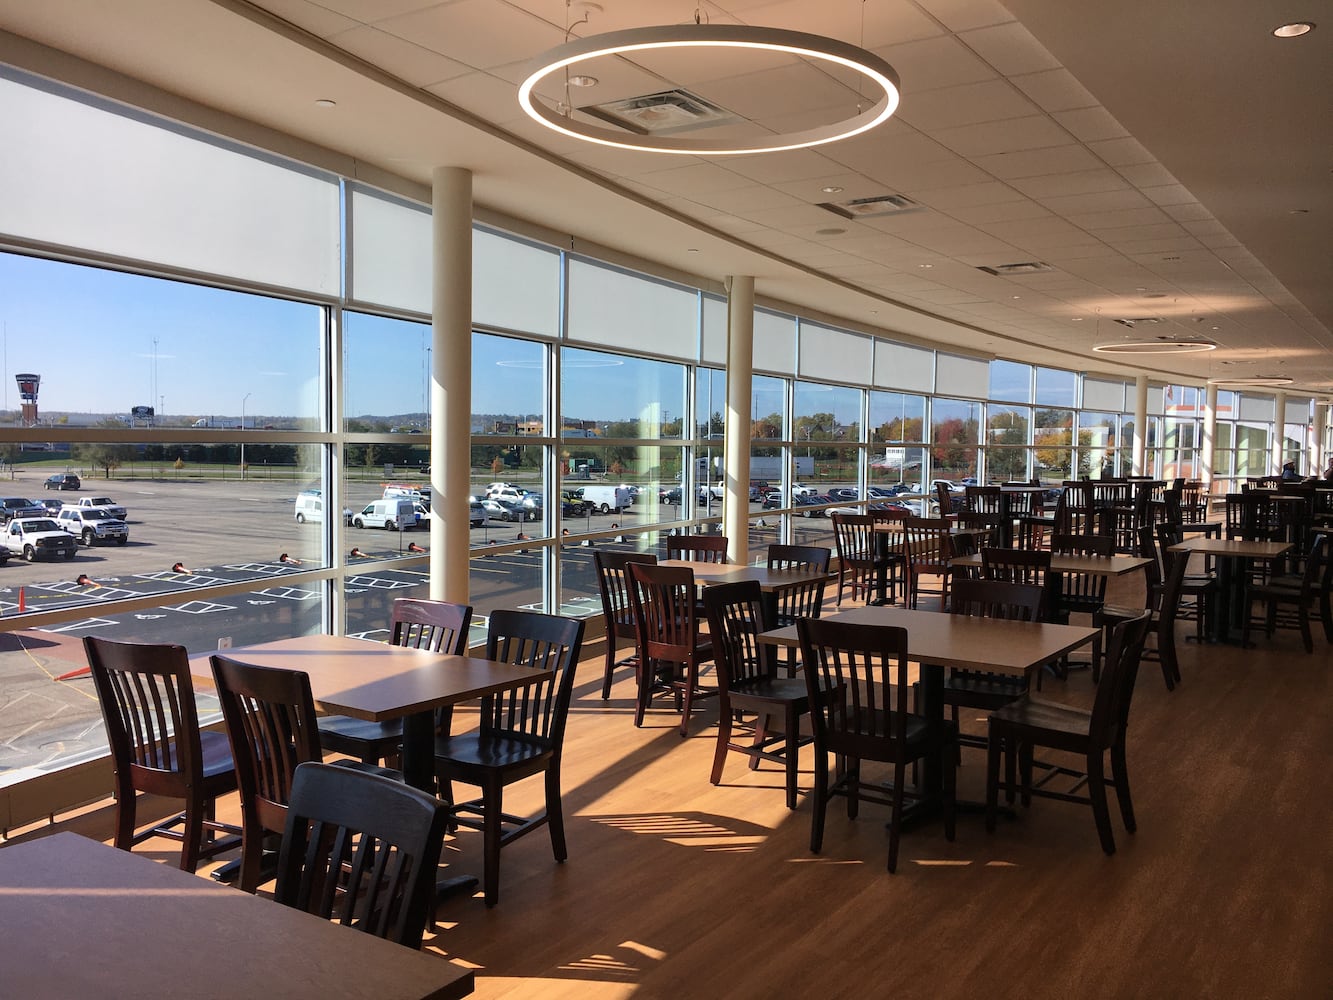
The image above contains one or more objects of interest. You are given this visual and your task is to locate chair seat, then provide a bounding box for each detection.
[435,733,553,775]
[317,715,404,745]
[198,729,241,785]
[1098,602,1151,625]
[842,709,937,748]
[729,675,809,707]
[989,697,1097,749]
[943,671,1026,701]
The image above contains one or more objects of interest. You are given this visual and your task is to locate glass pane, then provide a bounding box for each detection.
[869,392,926,443]
[1079,412,1119,479]
[750,375,787,441]
[869,447,926,495]
[1034,409,1074,480]
[694,367,725,441]
[562,347,685,442]
[469,545,545,622]
[473,333,546,436]
[1035,367,1077,408]
[344,312,431,431]
[989,360,1032,403]
[931,399,981,481]
[793,383,862,469]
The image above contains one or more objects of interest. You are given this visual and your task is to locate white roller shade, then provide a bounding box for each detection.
[567,259,698,359]
[1083,378,1126,412]
[798,322,872,383]
[1238,393,1275,423]
[753,309,797,374]
[0,72,339,296]
[349,187,430,313]
[1285,397,1312,424]
[874,341,933,392]
[935,353,989,399]
[701,295,728,366]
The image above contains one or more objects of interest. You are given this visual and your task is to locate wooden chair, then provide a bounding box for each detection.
[949,530,979,582]
[1181,481,1209,523]
[904,516,953,609]
[703,581,812,810]
[433,609,585,907]
[1047,534,1114,677]
[1240,533,1329,654]
[765,543,830,676]
[935,481,963,516]
[212,655,397,893]
[318,598,473,765]
[867,509,909,603]
[980,547,1052,587]
[831,513,888,606]
[965,485,1005,515]
[275,762,449,949]
[985,612,1152,855]
[84,637,241,873]
[1098,524,1182,690]
[665,534,729,563]
[1155,522,1216,644]
[593,551,657,700]
[796,617,957,873]
[627,562,717,737]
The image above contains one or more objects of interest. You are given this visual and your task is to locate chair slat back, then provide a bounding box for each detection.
[211,655,323,833]
[950,578,1044,622]
[765,544,830,625]
[390,598,472,654]
[904,517,952,574]
[276,762,450,950]
[1089,613,1152,745]
[1050,534,1113,607]
[628,562,702,665]
[797,618,912,756]
[666,534,729,563]
[831,513,877,566]
[594,550,656,641]
[85,637,201,781]
[965,485,1005,515]
[481,610,585,745]
[702,580,774,695]
[980,546,1051,585]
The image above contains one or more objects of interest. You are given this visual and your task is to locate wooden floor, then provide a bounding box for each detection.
[12,575,1331,999]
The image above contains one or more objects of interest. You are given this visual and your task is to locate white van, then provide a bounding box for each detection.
[294,493,324,523]
[352,498,416,530]
[579,484,634,514]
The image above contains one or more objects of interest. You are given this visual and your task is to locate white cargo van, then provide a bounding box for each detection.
[294,493,324,523]
[352,498,416,530]
[579,484,634,514]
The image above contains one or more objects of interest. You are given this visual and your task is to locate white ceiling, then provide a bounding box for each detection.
[1,0,1329,393]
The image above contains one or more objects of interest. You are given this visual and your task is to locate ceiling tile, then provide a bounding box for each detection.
[913,0,1015,33]
[1037,189,1151,215]
[732,0,943,48]
[931,115,1070,156]
[1010,169,1131,200]
[1009,68,1098,112]
[328,25,469,88]
[1086,136,1155,166]
[1112,236,1205,255]
[1162,203,1214,222]
[911,181,1024,209]
[691,185,805,214]
[1101,222,1190,244]
[1066,206,1173,231]
[377,0,565,71]
[949,199,1052,225]
[631,162,754,197]
[426,70,529,126]
[873,35,996,93]
[895,78,1040,131]
[312,0,440,24]
[958,21,1063,76]
[252,0,362,36]
[770,172,888,202]
[973,143,1103,179]
[742,203,852,229]
[1142,184,1198,207]
[1052,107,1128,143]
[876,154,993,191]
[1115,162,1179,188]
[721,150,845,186]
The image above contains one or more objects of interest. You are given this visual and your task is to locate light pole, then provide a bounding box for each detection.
[241,392,251,480]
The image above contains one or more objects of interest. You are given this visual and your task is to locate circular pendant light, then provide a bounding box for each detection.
[518,24,901,155]
[1091,338,1218,355]
[1206,375,1294,387]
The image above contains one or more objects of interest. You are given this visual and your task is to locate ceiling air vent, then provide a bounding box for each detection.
[975,261,1054,276]
[1113,317,1165,328]
[817,194,920,220]
[580,89,738,135]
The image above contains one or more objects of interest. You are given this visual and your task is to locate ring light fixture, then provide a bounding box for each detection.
[1091,339,1218,355]
[517,24,901,155]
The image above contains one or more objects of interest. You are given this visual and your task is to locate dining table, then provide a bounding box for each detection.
[759,606,1098,808]
[0,831,474,1000]
[658,560,832,622]
[1166,536,1293,643]
[951,551,1153,578]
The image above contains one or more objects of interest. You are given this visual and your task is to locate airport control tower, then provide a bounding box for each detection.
[16,373,40,426]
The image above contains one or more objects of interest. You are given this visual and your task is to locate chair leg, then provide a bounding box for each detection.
[678,663,696,738]
[749,712,770,771]
[1110,740,1135,834]
[810,750,828,853]
[600,638,616,700]
[239,818,264,894]
[886,760,906,874]
[1086,750,1115,855]
[1297,599,1314,654]
[941,743,956,844]
[545,765,567,863]
[633,660,651,728]
[783,704,800,811]
[179,802,205,873]
[985,728,1001,834]
[111,778,137,852]
[710,696,732,786]
[845,759,860,820]
[482,778,504,907]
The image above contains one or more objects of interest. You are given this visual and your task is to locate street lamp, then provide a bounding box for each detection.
[241,392,251,480]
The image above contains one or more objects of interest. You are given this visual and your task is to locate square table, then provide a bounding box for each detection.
[760,606,1098,801]
[950,551,1152,578]
[658,560,832,621]
[1167,537,1293,643]
[197,634,553,792]
[0,832,474,1000]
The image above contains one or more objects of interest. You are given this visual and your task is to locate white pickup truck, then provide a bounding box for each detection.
[5,517,78,561]
[56,506,130,546]
[70,495,127,520]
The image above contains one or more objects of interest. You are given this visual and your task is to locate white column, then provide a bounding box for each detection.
[1201,383,1218,490]
[1132,375,1148,475]
[431,167,472,602]
[1314,403,1329,474]
[1272,391,1287,473]
[723,276,754,565]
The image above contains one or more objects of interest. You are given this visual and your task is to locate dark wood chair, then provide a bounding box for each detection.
[665,534,729,563]
[980,547,1052,587]
[432,609,585,907]
[949,530,979,582]
[84,637,241,873]
[867,510,909,603]
[965,485,1005,515]
[1180,481,1209,523]
[1155,522,1216,644]
[627,562,717,736]
[904,516,953,609]
[765,543,830,676]
[1048,533,1114,678]
[276,762,449,949]
[985,612,1152,855]
[831,513,887,606]
[1240,533,1329,654]
[703,580,812,810]
[318,598,473,765]
[212,655,396,893]
[796,616,957,873]
[1098,524,1186,690]
[593,551,657,700]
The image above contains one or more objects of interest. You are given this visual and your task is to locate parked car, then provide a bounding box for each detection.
[761,491,784,510]
[294,492,352,525]
[56,506,129,546]
[578,485,633,514]
[561,491,593,516]
[469,500,486,527]
[494,498,538,522]
[351,498,415,530]
[38,498,63,515]
[487,486,529,505]
[72,496,127,520]
[659,486,683,506]
[44,473,81,491]
[4,517,78,561]
[0,497,46,523]
[793,494,831,516]
[826,487,860,501]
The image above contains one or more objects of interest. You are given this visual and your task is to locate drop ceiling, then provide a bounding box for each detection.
[0,0,1329,393]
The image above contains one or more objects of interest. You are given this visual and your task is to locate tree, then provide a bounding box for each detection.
[75,420,136,478]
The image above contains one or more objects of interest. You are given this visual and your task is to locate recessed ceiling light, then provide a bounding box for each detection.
[1071,317,1083,322]
[1273,21,1314,37]
[1290,208,1310,214]
[314,99,337,108]
[567,74,599,88]
[686,247,700,253]
[918,263,933,269]
[1011,295,1021,300]
[821,185,844,194]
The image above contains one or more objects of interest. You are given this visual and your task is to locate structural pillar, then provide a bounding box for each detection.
[1132,375,1148,476]
[723,276,754,565]
[1200,383,1218,490]
[431,167,472,602]
[1313,402,1329,474]
[1272,391,1287,473]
